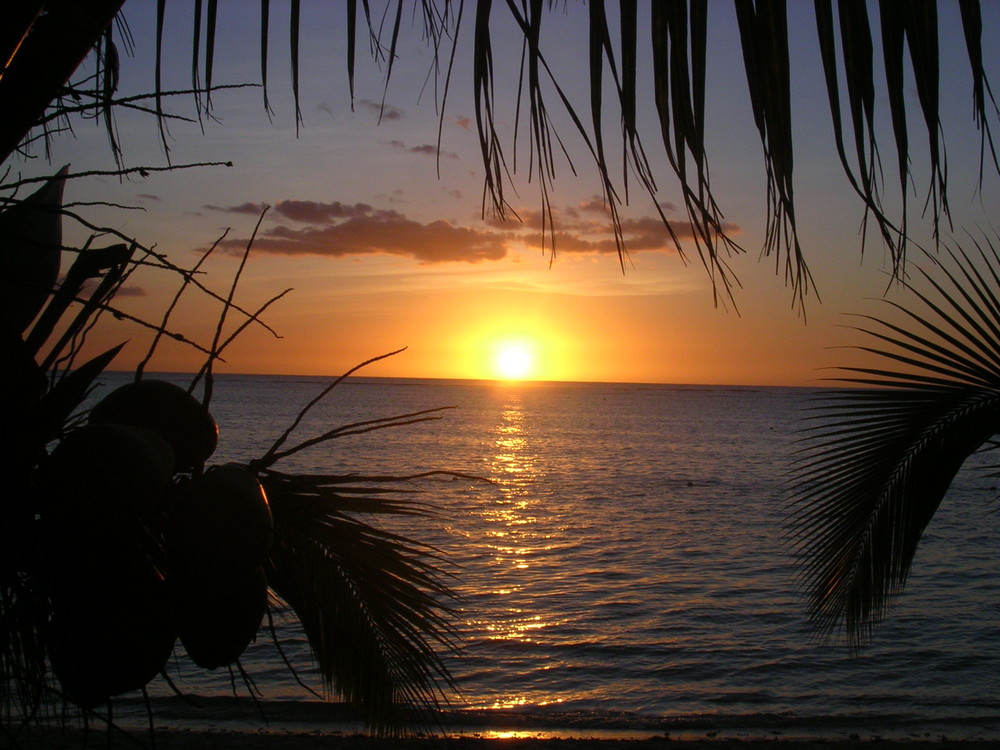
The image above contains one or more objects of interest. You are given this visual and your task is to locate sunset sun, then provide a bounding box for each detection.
[495,342,534,379]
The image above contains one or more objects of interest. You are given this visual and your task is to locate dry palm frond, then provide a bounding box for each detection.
[959,0,1000,184]
[735,0,814,308]
[787,235,1000,645]
[8,3,1000,304]
[651,1,742,308]
[814,0,901,267]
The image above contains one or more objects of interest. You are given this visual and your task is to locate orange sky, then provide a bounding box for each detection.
[14,2,1000,386]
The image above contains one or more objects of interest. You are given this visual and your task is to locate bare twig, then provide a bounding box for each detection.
[198,206,269,410]
[136,229,227,380]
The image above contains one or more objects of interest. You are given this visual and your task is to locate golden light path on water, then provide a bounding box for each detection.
[471,391,564,710]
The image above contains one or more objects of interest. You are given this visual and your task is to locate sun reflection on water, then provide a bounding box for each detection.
[483,395,542,585]
[459,391,566,708]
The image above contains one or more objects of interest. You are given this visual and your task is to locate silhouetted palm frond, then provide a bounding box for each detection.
[787,235,1000,644]
[7,3,997,308]
[261,469,461,734]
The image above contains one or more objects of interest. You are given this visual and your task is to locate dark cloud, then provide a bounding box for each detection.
[358,98,404,120]
[578,196,610,214]
[219,209,507,263]
[520,216,741,254]
[136,193,160,201]
[522,231,616,254]
[484,206,602,234]
[412,144,460,160]
[274,200,373,224]
[383,140,459,159]
[205,202,268,215]
[80,280,146,296]
[209,196,739,265]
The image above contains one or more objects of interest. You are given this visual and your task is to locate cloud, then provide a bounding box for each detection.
[484,206,605,234]
[578,196,609,214]
[357,98,404,120]
[211,196,740,265]
[454,115,472,130]
[409,144,459,159]
[383,140,459,159]
[205,202,268,215]
[219,209,508,263]
[136,193,160,201]
[274,200,372,223]
[519,215,741,254]
[521,230,617,254]
[80,280,146,297]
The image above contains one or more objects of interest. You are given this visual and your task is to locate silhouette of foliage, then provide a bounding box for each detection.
[788,236,1000,644]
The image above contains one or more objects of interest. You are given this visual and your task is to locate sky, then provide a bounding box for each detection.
[12,1,1000,385]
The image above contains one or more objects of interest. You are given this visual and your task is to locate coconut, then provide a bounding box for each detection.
[89,379,218,473]
[174,567,269,670]
[40,422,175,524]
[46,564,176,709]
[165,463,273,589]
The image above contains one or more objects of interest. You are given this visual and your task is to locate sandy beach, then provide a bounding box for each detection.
[14,729,999,750]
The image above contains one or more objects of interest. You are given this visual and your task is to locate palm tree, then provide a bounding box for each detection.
[1,4,464,739]
[0,181,465,737]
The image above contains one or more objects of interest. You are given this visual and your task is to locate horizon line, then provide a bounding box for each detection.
[102,368,825,390]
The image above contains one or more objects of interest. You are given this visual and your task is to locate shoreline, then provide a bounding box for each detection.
[17,701,1000,749]
[22,729,1000,750]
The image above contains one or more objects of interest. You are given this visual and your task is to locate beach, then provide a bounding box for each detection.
[25,730,1000,750]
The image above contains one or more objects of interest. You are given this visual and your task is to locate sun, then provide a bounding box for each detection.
[493,340,536,380]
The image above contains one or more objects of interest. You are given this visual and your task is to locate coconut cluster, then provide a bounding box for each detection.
[39,379,272,708]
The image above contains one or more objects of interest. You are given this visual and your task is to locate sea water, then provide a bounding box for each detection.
[73,374,1000,739]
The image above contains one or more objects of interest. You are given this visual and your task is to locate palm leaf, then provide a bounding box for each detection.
[650,1,742,307]
[787,237,1000,644]
[243,351,469,733]
[959,0,1000,182]
[261,468,461,734]
[814,0,901,265]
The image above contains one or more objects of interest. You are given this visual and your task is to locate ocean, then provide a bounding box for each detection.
[72,374,1000,740]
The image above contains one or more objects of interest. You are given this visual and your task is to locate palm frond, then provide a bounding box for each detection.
[959,0,1000,182]
[735,0,812,308]
[814,0,901,266]
[11,3,1000,306]
[787,236,1000,644]
[260,468,461,734]
[241,351,470,733]
[650,1,742,308]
